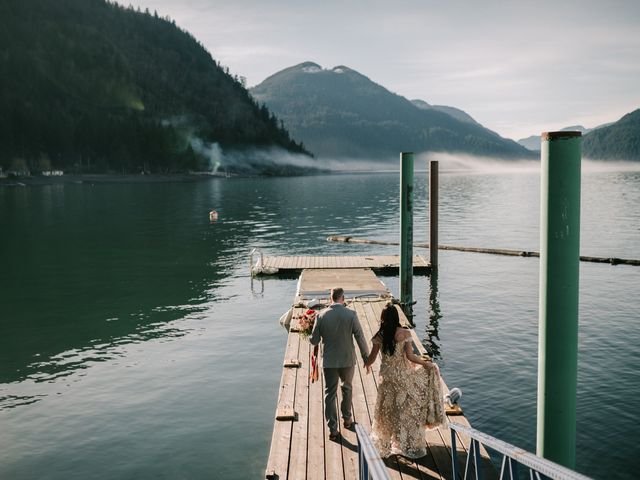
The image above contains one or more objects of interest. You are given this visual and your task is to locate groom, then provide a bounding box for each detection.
[310,287,369,441]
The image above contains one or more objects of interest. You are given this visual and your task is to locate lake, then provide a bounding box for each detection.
[1,164,639,479]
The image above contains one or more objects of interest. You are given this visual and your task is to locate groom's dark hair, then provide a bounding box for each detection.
[331,287,344,302]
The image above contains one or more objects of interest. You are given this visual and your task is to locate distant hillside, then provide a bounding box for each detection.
[250,62,533,161]
[583,109,640,160]
[517,135,541,152]
[411,99,479,125]
[0,0,310,175]
[518,126,588,152]
[517,123,616,152]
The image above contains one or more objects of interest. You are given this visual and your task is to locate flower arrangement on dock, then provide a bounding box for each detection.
[296,309,317,338]
[292,308,320,383]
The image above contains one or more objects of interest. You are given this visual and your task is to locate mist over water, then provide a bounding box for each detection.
[317,151,640,175]
[582,158,640,172]
[191,140,322,173]
[313,153,535,173]
[162,114,320,173]
[419,152,541,173]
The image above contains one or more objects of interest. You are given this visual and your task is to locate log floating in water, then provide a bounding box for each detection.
[326,235,640,266]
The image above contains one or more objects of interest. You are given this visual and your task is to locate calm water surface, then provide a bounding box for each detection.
[1,167,639,479]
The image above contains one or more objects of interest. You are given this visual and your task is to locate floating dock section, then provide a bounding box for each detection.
[265,263,496,480]
[253,254,431,276]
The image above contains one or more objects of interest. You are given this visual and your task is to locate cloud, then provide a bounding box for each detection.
[122,0,640,140]
[213,45,290,59]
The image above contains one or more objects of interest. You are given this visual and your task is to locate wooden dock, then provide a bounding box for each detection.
[265,265,496,480]
[254,254,431,275]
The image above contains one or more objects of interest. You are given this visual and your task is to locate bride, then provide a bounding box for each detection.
[364,303,447,458]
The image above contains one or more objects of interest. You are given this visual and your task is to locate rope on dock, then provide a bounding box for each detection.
[327,235,640,266]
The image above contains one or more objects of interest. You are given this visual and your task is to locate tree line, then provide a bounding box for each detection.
[0,0,310,175]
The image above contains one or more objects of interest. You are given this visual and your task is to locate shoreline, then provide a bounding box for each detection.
[0,173,235,187]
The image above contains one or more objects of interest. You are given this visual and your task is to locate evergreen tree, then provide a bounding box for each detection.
[0,0,312,174]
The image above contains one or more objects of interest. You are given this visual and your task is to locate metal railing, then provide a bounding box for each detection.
[355,423,392,480]
[449,422,592,480]
[249,247,278,276]
[249,248,264,276]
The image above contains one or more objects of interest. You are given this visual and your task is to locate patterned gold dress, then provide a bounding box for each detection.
[371,337,447,458]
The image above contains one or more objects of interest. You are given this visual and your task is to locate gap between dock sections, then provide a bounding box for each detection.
[327,235,640,266]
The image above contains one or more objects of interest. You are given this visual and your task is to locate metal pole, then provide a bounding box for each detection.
[429,160,439,269]
[399,152,414,319]
[536,131,581,468]
[451,428,458,480]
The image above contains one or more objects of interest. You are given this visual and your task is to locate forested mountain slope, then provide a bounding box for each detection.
[583,109,640,161]
[251,62,533,161]
[0,0,310,174]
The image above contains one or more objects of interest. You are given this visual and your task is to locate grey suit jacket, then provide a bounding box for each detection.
[310,303,369,368]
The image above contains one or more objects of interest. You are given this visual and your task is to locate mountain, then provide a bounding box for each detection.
[517,135,541,152]
[411,99,479,125]
[518,126,588,151]
[0,0,310,175]
[517,123,614,152]
[583,109,640,160]
[250,62,533,161]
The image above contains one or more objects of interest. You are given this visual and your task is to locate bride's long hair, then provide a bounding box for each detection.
[375,303,400,355]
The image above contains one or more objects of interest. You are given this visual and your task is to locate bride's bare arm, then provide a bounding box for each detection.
[365,343,380,368]
[403,337,431,367]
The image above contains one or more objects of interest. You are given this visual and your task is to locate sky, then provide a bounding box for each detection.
[125,0,640,141]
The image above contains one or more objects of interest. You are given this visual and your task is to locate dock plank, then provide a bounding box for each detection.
[414,446,444,480]
[288,337,310,480]
[324,370,345,480]
[265,330,301,479]
[337,388,359,480]
[307,346,325,480]
[259,255,431,274]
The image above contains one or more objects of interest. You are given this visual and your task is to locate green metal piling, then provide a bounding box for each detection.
[399,152,414,319]
[429,160,439,269]
[536,131,582,469]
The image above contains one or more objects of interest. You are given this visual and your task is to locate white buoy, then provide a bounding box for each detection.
[209,210,218,222]
[445,387,462,405]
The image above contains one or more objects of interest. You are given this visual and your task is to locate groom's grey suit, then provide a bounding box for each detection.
[310,302,369,435]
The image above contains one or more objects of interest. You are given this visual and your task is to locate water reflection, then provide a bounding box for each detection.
[0,181,257,391]
[250,276,265,297]
[0,305,205,410]
[422,272,442,360]
[0,394,47,410]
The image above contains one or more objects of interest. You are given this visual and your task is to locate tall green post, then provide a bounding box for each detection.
[399,152,414,319]
[537,131,582,468]
[429,160,439,270]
